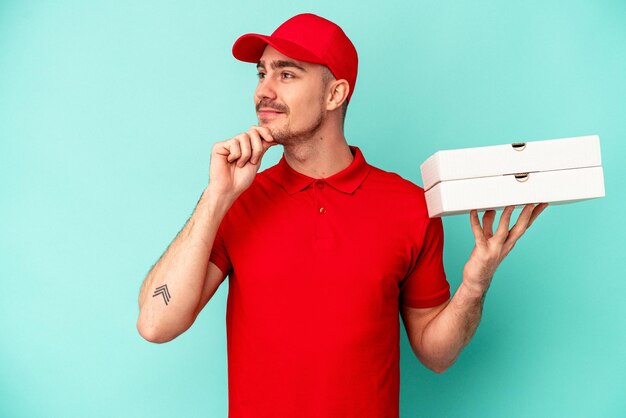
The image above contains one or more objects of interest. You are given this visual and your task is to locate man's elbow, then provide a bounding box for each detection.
[137,321,169,344]
[415,351,455,374]
[428,362,453,374]
[136,317,189,344]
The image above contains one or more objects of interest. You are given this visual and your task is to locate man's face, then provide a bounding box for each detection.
[254,45,327,145]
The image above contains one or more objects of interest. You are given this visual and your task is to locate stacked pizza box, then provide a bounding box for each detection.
[420,135,605,218]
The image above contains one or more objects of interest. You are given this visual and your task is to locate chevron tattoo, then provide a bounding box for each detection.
[153,284,171,305]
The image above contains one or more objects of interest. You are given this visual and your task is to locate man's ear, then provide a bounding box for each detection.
[326,79,350,111]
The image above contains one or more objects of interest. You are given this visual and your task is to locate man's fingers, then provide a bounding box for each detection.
[494,205,515,242]
[482,210,496,239]
[216,126,278,169]
[226,138,242,163]
[236,134,253,167]
[262,137,277,151]
[246,128,265,165]
[528,202,548,228]
[470,210,487,247]
[505,204,535,244]
[252,126,277,152]
[249,125,275,144]
[469,203,547,257]
[248,126,278,164]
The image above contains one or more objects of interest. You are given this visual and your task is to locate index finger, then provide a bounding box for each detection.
[246,127,277,164]
[249,125,275,144]
[470,209,488,247]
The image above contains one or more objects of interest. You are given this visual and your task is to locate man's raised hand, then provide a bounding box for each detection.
[462,203,549,296]
[208,126,276,200]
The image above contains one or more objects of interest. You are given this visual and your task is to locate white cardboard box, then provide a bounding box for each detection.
[420,135,605,217]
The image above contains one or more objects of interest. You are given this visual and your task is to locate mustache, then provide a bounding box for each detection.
[256,99,288,113]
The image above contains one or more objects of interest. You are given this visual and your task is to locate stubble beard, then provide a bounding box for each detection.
[268,110,325,146]
[258,94,327,146]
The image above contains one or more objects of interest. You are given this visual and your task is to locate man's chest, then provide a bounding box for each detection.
[223,187,417,319]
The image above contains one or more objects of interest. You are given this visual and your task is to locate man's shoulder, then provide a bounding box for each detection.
[365,163,426,195]
[362,163,430,219]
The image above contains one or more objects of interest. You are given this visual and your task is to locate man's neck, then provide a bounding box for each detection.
[282,130,353,179]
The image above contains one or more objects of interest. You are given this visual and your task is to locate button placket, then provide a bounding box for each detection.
[314,180,331,239]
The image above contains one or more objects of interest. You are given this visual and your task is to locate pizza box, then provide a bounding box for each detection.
[420,135,605,217]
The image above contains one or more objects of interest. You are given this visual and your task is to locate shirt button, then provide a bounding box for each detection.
[316,181,325,190]
[319,207,327,215]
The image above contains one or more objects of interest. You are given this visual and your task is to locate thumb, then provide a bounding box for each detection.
[262,139,277,151]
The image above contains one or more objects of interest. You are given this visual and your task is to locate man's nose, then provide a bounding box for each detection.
[255,76,277,102]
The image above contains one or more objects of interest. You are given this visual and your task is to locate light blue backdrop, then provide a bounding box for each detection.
[1,1,625,417]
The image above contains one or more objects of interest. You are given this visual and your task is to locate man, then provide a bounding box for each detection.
[137,13,547,418]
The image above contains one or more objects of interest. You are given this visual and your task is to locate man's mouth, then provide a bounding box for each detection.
[257,109,284,118]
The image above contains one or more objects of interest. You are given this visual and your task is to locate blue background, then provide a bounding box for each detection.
[1,1,625,417]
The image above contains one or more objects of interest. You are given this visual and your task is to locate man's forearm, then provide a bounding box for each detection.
[136,187,233,342]
[418,281,488,373]
[415,204,547,372]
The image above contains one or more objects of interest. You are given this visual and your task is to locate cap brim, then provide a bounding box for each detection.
[232,33,323,64]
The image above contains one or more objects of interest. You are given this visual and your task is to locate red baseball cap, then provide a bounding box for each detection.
[232,13,358,103]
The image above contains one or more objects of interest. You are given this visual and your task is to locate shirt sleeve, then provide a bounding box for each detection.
[400,215,450,308]
[209,221,232,277]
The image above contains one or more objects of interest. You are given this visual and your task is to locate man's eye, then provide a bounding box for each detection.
[257,72,266,79]
[282,72,294,79]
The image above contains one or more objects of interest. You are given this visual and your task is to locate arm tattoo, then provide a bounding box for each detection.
[153,284,171,305]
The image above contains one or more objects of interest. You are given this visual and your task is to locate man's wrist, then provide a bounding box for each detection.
[199,186,236,220]
[458,280,489,302]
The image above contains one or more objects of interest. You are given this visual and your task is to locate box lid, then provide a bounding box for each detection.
[420,135,602,191]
